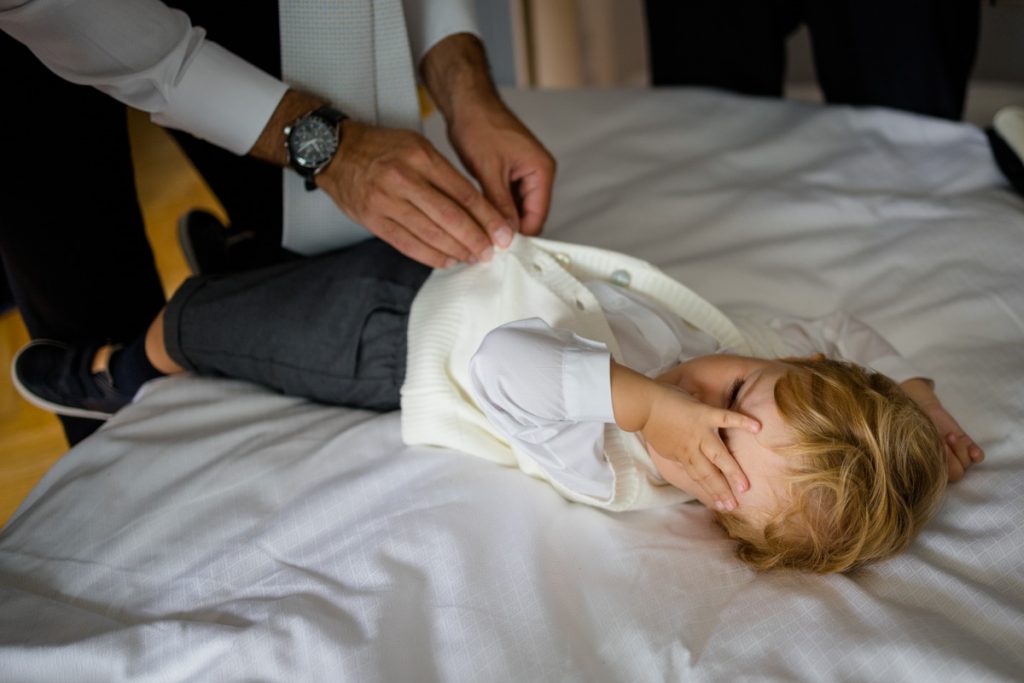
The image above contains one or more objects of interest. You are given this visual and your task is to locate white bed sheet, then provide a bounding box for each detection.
[1,89,1023,682]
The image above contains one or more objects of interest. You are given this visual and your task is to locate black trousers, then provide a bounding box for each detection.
[645,0,980,121]
[0,3,282,442]
[165,239,430,411]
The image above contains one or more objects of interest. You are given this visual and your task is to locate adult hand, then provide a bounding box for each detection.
[446,95,556,237]
[422,33,556,238]
[250,89,510,270]
[317,120,512,269]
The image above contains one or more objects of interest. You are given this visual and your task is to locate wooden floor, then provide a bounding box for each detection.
[0,109,226,525]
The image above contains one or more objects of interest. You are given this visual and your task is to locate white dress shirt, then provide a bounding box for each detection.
[0,0,476,155]
[468,281,924,500]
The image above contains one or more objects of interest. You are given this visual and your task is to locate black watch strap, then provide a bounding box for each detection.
[312,105,346,127]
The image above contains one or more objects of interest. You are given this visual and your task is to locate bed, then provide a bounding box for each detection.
[1,88,1022,681]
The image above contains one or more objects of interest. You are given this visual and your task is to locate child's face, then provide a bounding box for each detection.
[652,355,799,523]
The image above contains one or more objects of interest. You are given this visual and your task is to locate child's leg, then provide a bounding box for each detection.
[145,309,182,374]
[157,239,431,410]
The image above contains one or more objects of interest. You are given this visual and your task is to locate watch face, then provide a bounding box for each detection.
[288,116,339,169]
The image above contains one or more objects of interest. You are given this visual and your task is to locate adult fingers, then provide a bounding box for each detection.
[423,152,514,252]
[389,165,490,259]
[370,217,453,270]
[475,163,522,238]
[392,201,473,264]
[514,162,555,237]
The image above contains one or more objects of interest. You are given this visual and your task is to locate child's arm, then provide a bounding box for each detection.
[468,319,758,507]
[899,378,984,482]
[468,319,632,501]
[609,360,760,512]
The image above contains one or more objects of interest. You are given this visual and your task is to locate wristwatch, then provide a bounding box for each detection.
[284,105,347,191]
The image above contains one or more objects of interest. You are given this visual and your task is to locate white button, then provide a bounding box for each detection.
[610,269,631,287]
[554,252,572,268]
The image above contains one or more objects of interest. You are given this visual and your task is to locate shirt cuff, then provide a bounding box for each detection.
[151,41,288,155]
[562,342,615,423]
[402,0,481,67]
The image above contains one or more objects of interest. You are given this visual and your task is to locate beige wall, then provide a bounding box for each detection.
[514,1,1023,123]
[518,0,647,88]
[518,2,1023,89]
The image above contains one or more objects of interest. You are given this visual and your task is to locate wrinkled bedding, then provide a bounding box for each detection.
[1,88,1022,682]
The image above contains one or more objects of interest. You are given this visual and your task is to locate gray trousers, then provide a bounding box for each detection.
[164,239,431,410]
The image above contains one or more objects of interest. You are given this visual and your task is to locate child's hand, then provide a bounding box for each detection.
[900,379,984,482]
[643,383,761,510]
[610,360,761,511]
[920,401,984,482]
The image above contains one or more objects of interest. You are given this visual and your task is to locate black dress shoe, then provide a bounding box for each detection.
[12,340,134,420]
[177,209,292,275]
[177,209,232,275]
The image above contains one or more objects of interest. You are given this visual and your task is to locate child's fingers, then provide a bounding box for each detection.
[707,409,757,500]
[954,432,985,462]
[715,409,761,434]
[946,448,965,482]
[945,432,984,483]
[948,433,973,468]
[687,446,738,512]
[704,434,749,495]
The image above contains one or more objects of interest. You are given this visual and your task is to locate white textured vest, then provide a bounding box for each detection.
[401,236,791,510]
[279,0,421,254]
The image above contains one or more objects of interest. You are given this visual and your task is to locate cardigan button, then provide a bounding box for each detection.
[610,269,632,288]
[554,252,572,269]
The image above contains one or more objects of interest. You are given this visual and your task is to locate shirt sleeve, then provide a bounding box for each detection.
[467,318,616,499]
[770,312,928,384]
[0,0,287,154]
[401,0,480,68]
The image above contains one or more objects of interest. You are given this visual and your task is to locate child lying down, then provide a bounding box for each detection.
[19,236,983,573]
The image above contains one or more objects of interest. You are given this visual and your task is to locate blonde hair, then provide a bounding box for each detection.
[716,358,946,574]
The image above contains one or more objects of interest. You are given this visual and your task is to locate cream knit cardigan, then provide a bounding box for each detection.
[401,235,787,511]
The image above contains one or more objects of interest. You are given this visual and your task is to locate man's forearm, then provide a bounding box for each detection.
[253,33,498,164]
[2,0,287,155]
[420,33,500,124]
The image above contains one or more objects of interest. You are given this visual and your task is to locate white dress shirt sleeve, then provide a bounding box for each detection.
[770,312,928,384]
[401,0,480,68]
[468,318,616,499]
[0,0,287,154]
